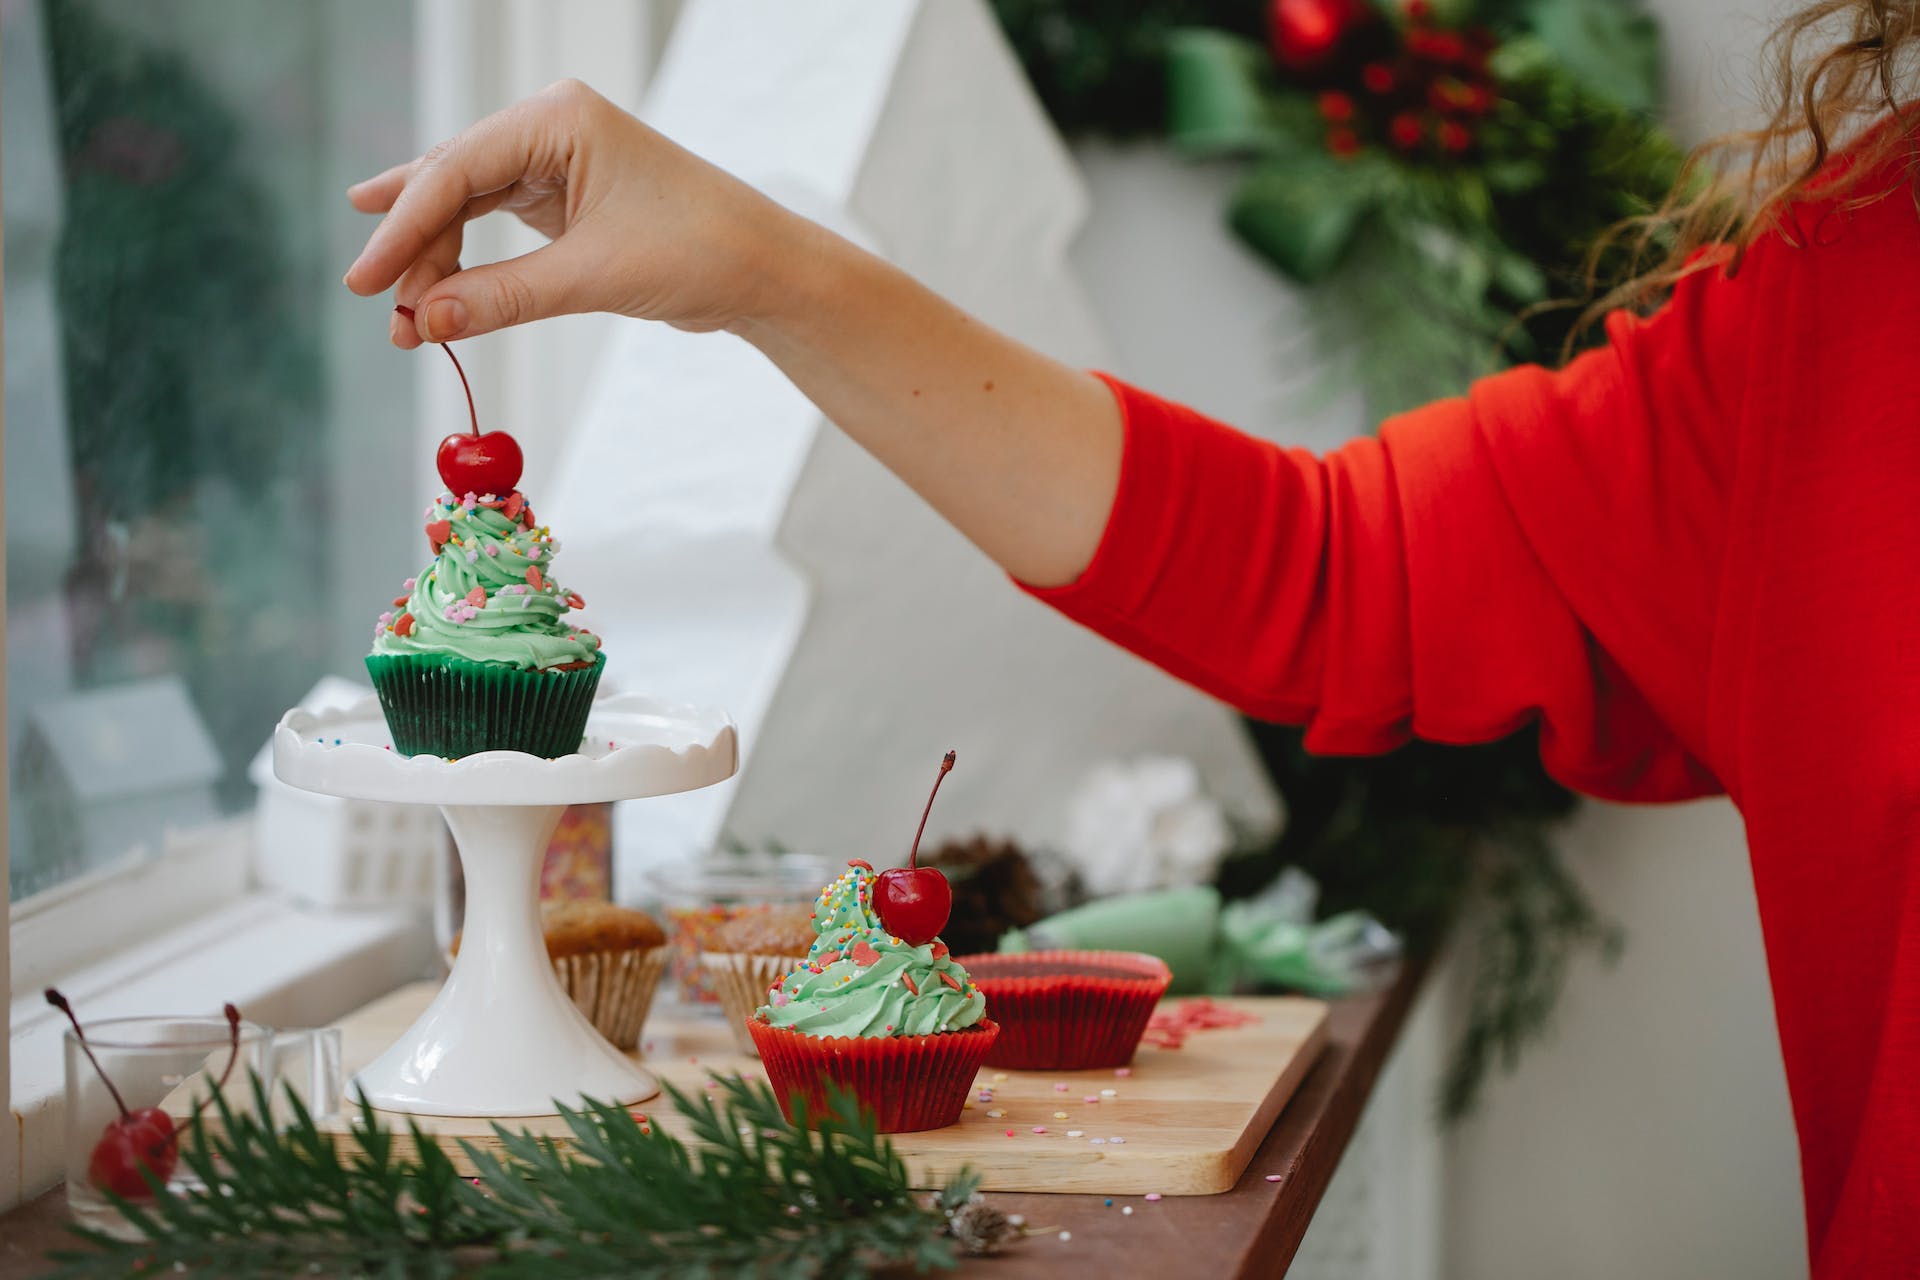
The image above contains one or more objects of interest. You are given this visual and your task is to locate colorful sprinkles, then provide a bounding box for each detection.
[375,491,594,660]
[760,861,985,1036]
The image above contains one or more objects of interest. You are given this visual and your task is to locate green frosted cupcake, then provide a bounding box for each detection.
[748,861,998,1132]
[368,488,604,759]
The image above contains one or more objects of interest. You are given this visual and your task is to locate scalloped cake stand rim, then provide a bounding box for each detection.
[271,691,739,806]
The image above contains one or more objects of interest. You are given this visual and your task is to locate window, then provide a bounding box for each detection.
[4,0,420,901]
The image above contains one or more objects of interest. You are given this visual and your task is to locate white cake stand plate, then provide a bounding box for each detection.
[272,694,737,1117]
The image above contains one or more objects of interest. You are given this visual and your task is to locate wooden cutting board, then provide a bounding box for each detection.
[325,982,1328,1196]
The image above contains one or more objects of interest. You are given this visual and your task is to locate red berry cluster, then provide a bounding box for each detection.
[1317,0,1498,159]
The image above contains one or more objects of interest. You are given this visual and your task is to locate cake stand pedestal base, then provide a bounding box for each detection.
[273,693,737,1118]
[352,804,658,1117]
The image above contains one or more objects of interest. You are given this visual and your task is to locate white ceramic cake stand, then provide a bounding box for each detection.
[272,693,737,1117]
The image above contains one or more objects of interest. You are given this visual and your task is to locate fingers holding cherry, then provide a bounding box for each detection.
[392,304,526,496]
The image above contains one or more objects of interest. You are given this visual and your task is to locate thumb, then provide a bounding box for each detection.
[409,239,589,342]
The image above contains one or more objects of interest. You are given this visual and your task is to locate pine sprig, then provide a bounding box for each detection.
[45,1075,977,1279]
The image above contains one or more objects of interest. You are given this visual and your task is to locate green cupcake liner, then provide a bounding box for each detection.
[364,651,606,759]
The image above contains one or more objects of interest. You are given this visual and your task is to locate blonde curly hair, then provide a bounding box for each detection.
[1588,0,1919,324]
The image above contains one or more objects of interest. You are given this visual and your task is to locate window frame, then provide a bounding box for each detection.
[5,0,669,1207]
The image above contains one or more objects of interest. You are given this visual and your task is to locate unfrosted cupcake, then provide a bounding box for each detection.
[454,901,666,1050]
[700,904,818,1055]
[541,901,669,1050]
[748,860,997,1132]
[367,485,604,759]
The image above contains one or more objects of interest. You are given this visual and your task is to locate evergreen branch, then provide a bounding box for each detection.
[43,1075,977,1279]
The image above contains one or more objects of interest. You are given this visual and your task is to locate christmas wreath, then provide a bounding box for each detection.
[994,0,1682,1114]
[997,0,1681,414]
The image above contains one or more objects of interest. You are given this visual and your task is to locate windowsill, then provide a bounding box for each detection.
[10,818,253,999]
[8,892,433,1207]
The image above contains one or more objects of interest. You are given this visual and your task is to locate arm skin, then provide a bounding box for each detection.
[342,79,1118,589]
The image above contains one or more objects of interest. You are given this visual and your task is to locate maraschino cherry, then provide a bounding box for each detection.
[394,304,524,496]
[47,989,242,1199]
[874,751,958,946]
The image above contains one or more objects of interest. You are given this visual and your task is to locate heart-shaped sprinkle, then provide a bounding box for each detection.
[392,594,410,607]
[503,492,524,521]
[425,520,452,551]
[930,941,949,960]
[818,950,842,966]
[901,973,919,995]
[525,565,545,590]
[393,612,415,637]
[938,970,963,992]
[520,505,536,528]
[564,591,586,610]
[465,586,486,607]
[850,941,881,966]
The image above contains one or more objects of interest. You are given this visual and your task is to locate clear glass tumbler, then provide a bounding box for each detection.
[63,1016,342,1238]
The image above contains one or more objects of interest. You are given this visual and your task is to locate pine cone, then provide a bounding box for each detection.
[946,1194,1015,1256]
[922,836,1045,955]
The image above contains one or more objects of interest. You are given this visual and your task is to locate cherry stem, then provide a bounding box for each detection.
[908,751,957,870]
[394,303,479,437]
[170,1004,244,1147]
[45,988,129,1121]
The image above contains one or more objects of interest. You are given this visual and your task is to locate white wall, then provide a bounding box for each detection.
[1442,801,1802,1278]
[1070,0,1807,1273]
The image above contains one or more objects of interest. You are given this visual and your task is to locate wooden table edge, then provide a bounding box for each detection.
[0,957,1432,1279]
[1228,952,1431,1276]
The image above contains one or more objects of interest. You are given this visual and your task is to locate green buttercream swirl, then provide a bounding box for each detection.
[370,491,599,670]
[758,863,986,1038]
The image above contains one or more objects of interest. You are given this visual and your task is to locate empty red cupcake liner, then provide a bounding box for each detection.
[747,1018,999,1133]
[956,950,1172,1070]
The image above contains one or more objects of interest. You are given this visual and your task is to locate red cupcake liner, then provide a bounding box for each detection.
[957,950,1172,1070]
[747,1018,999,1133]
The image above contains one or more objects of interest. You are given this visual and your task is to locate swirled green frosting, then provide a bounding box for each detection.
[370,490,600,670]
[758,862,986,1038]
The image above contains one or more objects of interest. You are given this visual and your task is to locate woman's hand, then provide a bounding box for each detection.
[344,79,798,347]
[345,80,1121,588]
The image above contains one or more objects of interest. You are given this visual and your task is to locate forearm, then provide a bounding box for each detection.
[730,217,1120,589]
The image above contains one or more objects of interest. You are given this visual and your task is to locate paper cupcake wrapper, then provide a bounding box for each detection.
[700,952,808,1055]
[553,946,667,1051]
[365,651,605,759]
[957,950,1172,1070]
[747,1018,999,1133]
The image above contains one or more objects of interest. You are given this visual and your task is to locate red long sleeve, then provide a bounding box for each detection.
[1029,287,1737,801]
[1024,151,1920,1275]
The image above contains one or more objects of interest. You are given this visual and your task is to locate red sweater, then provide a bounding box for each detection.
[1026,169,1920,1272]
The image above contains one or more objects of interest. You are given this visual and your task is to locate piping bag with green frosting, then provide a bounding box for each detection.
[759,752,987,1037]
